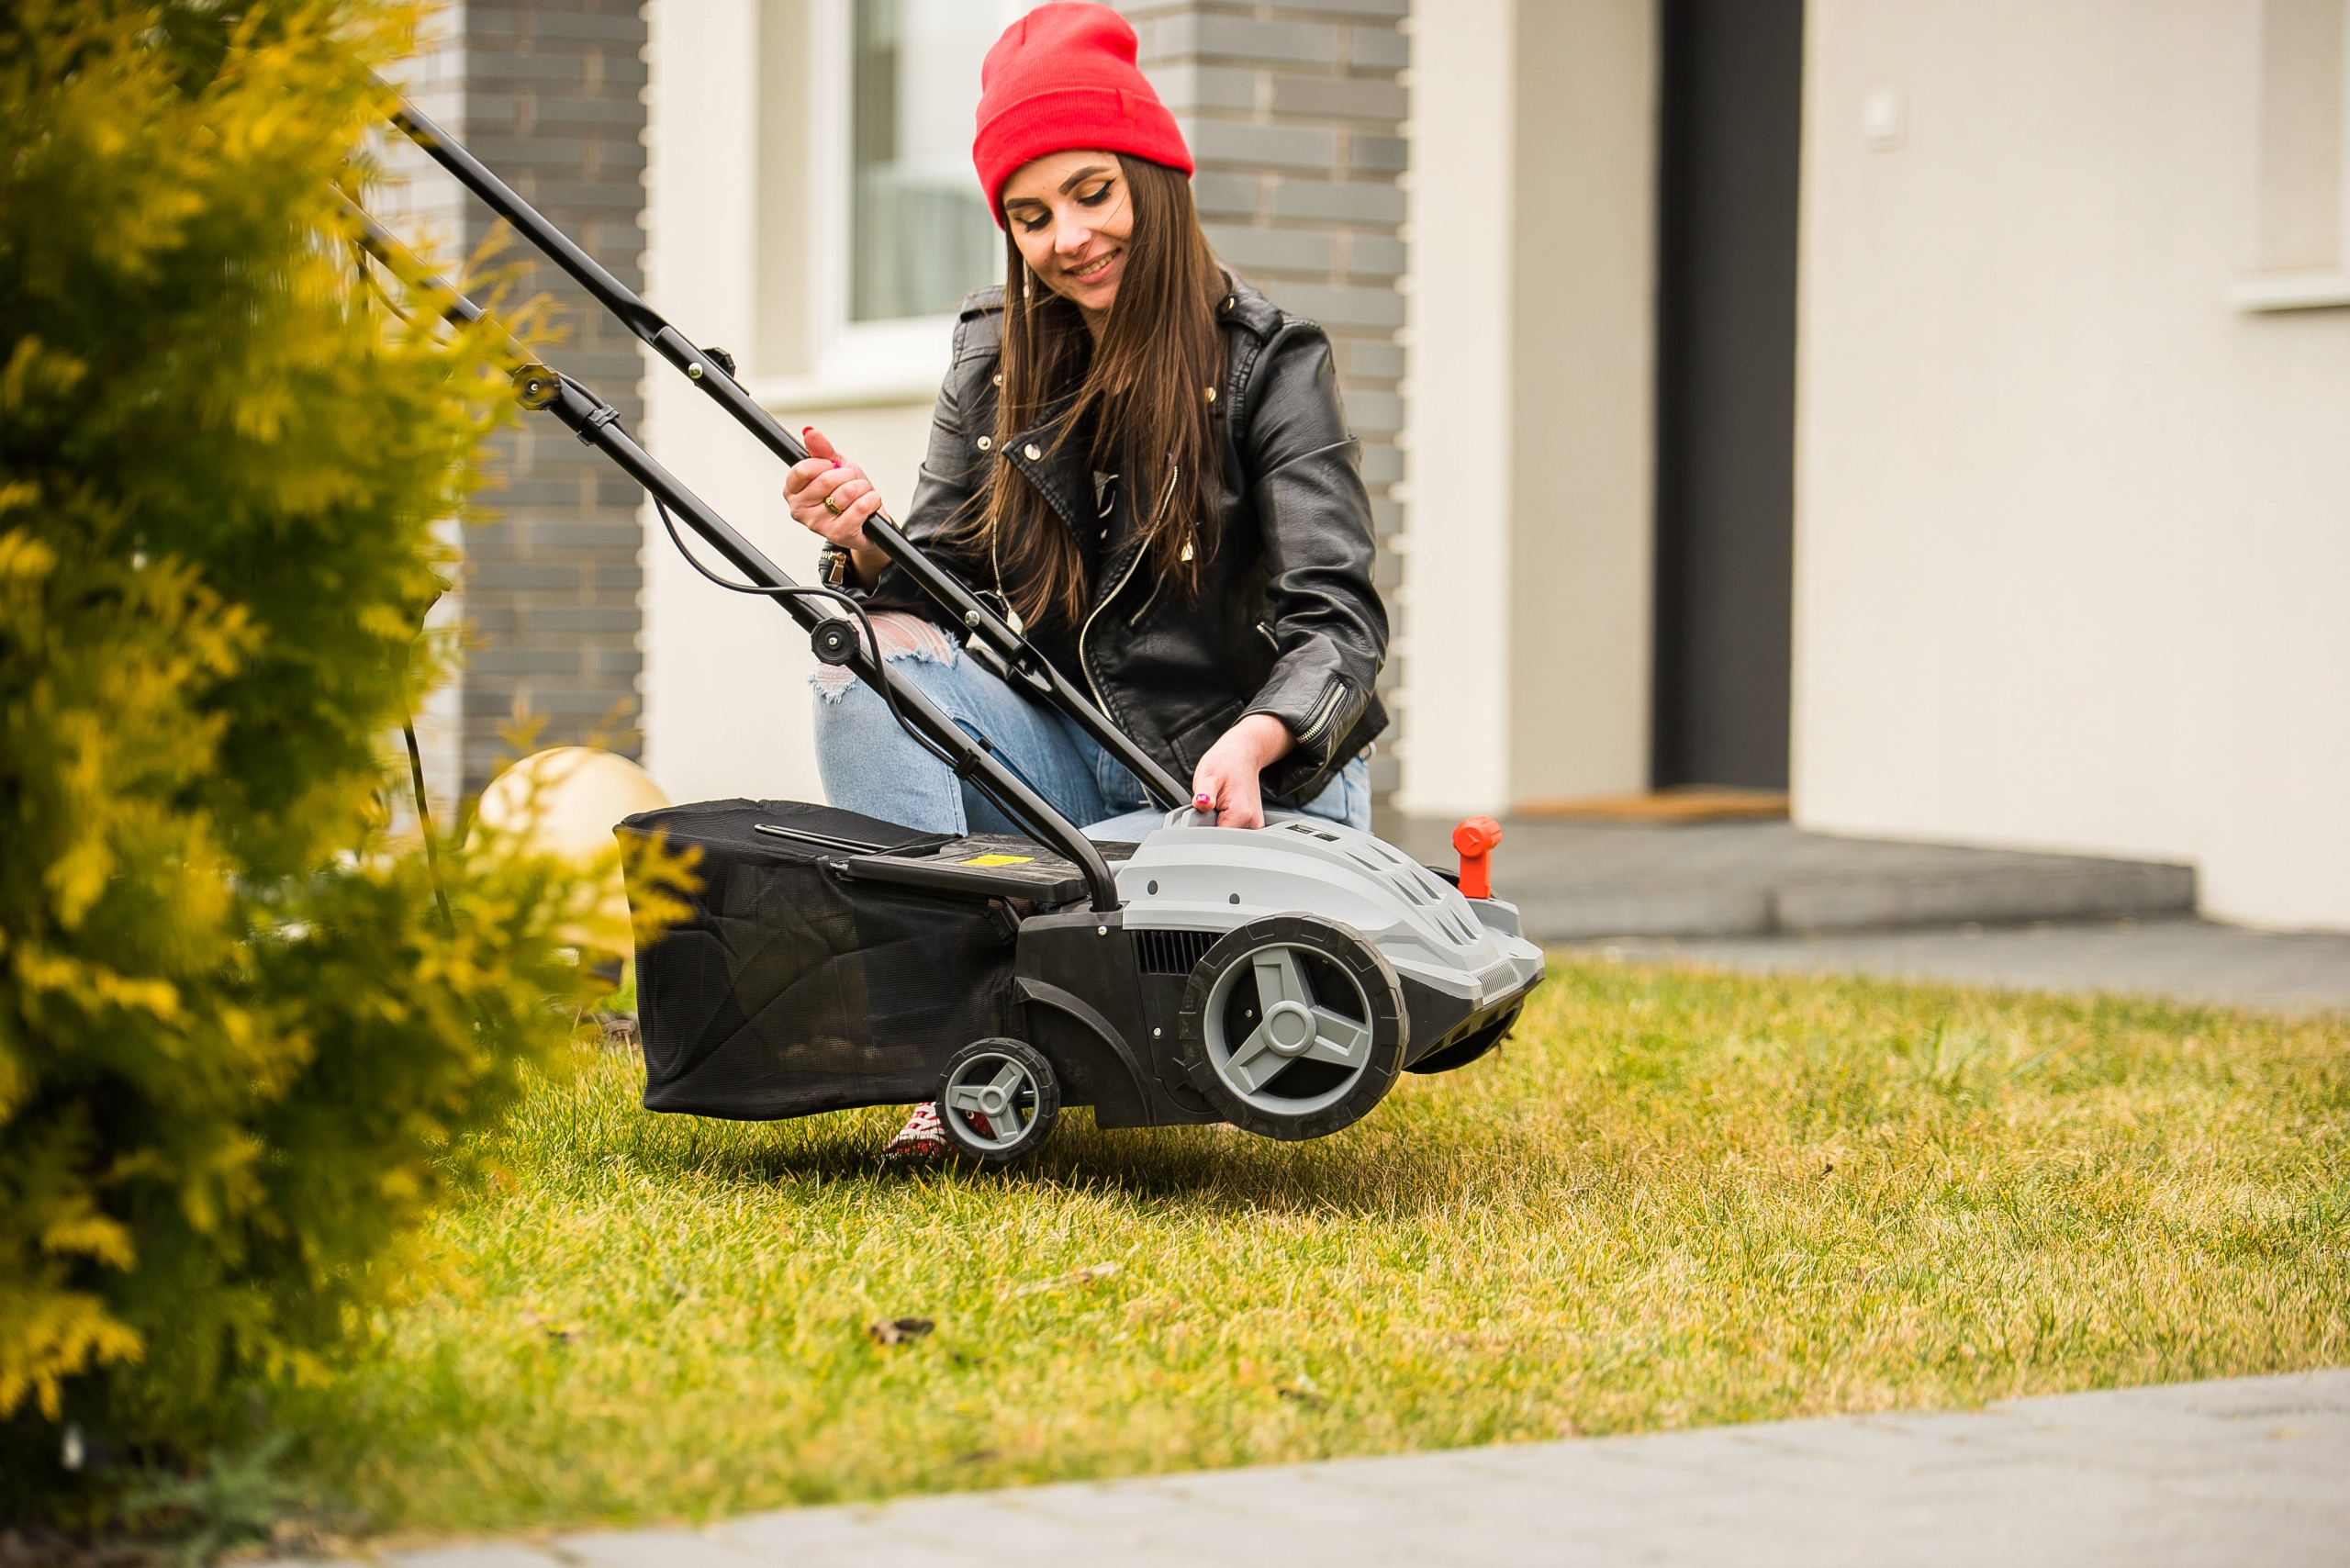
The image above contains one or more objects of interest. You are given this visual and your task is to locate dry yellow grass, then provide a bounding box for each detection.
[280,958,2349,1533]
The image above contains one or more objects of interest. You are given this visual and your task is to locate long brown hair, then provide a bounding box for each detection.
[954,154,1225,631]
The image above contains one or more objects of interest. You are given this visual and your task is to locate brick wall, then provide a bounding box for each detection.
[453,1,651,791]
[1123,0,1413,801]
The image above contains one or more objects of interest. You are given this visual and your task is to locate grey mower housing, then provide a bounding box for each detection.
[619,797,1544,1148]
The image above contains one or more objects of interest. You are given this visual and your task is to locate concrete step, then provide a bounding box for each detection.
[1382,817,2196,943]
[1584,918,2350,1014]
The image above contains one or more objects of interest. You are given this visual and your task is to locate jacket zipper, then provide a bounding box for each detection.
[1125,575,1164,629]
[1080,464,1179,711]
[1294,680,1348,753]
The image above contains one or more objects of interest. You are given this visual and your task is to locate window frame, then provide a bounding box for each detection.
[800,0,995,396]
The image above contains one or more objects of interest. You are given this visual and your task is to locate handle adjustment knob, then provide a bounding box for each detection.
[1452,816,1503,900]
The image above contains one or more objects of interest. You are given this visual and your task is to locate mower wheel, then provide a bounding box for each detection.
[937,1037,1059,1164]
[1179,914,1408,1141]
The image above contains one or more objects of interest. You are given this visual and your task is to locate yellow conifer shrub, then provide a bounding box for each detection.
[0,0,688,1503]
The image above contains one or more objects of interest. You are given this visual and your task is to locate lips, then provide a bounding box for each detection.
[1067,249,1122,281]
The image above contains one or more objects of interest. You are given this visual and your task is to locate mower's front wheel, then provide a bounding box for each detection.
[1179,914,1408,1141]
[936,1037,1059,1164]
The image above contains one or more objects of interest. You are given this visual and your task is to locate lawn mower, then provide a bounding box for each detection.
[370,93,1545,1160]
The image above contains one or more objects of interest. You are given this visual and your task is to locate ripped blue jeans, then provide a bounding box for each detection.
[811,613,1370,841]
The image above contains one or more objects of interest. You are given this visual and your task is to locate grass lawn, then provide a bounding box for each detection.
[279,958,2349,1535]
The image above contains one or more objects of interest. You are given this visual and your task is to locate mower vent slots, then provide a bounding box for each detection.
[1397,865,1484,946]
[1336,840,1483,945]
[1134,928,1220,976]
[1379,858,1481,945]
[1412,890,1477,946]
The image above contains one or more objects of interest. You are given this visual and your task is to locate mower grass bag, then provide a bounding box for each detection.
[618,798,1023,1120]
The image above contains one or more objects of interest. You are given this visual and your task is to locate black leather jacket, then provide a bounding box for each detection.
[867,277,1389,806]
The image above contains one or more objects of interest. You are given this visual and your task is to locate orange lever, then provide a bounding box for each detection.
[1452,816,1503,900]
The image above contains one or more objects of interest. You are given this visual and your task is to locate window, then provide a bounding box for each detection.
[769,0,1042,397]
[849,0,1028,322]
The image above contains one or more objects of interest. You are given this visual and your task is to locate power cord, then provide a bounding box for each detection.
[402,715,455,932]
[645,496,965,776]
[352,232,970,823]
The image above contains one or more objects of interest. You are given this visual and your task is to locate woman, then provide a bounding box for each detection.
[783,3,1388,1159]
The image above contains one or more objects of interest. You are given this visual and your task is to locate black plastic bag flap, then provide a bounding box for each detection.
[619,799,1016,1120]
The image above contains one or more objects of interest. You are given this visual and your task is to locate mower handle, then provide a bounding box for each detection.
[381,86,1192,813]
[344,200,1125,913]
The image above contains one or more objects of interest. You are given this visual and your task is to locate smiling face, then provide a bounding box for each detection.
[1000,149,1133,329]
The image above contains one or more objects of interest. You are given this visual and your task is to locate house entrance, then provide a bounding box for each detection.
[1651,0,1805,790]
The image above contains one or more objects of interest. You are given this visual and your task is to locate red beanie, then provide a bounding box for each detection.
[971,4,1192,227]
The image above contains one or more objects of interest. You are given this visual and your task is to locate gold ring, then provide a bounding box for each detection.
[822,495,846,516]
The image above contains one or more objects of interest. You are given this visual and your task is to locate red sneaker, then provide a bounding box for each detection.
[881,1102,949,1163]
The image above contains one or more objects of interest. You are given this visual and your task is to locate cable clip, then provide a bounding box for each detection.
[576,401,621,446]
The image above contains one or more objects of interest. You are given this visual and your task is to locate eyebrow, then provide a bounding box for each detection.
[1004,165,1114,210]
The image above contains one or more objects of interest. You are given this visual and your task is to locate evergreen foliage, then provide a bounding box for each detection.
[0,0,685,1495]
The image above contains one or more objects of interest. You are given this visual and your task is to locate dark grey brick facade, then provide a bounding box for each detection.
[1125,0,1412,796]
[453,1,650,792]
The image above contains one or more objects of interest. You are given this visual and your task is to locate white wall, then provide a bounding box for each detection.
[1400,0,1517,816]
[641,0,936,807]
[1404,0,1658,814]
[1507,0,1658,806]
[1796,0,2350,929]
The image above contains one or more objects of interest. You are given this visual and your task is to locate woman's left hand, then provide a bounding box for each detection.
[1191,713,1296,829]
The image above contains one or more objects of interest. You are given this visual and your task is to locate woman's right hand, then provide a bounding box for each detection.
[785,425,888,550]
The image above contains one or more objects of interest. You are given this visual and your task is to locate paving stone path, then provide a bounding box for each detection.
[364,1369,2349,1568]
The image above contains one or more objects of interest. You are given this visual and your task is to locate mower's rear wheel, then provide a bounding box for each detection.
[937,1038,1059,1164]
[1179,914,1407,1141]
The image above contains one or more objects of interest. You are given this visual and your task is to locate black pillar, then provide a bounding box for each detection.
[1651,0,1805,790]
